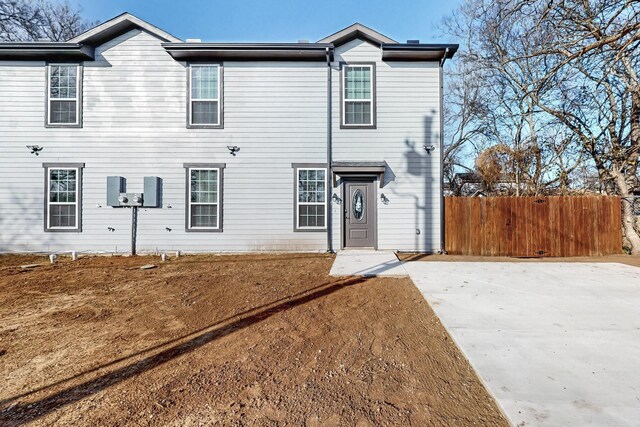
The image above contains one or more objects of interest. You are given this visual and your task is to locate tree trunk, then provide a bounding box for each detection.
[629,88,640,166]
[614,173,640,255]
[622,199,640,255]
[627,91,640,255]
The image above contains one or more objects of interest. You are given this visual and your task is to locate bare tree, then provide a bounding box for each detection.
[444,0,640,253]
[514,0,640,253]
[443,0,584,198]
[442,55,488,186]
[0,0,40,41]
[0,0,95,41]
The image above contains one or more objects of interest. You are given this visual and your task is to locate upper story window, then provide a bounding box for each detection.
[341,63,376,128]
[47,64,82,127]
[43,163,84,232]
[188,64,222,128]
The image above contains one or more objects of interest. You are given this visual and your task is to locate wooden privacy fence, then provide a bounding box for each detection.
[445,196,622,257]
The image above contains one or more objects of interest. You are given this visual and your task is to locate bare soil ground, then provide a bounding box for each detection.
[398,252,640,268]
[0,254,508,426]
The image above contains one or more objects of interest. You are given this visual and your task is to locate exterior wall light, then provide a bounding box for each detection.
[380,193,389,204]
[332,193,342,204]
[27,145,43,155]
[227,145,240,156]
[423,145,435,154]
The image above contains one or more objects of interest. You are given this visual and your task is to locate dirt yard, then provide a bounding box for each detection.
[0,254,508,426]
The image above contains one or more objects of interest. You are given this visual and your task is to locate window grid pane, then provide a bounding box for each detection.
[345,101,372,125]
[50,65,77,99]
[50,100,77,124]
[298,204,326,228]
[50,205,76,228]
[189,169,219,228]
[191,100,218,125]
[191,205,218,228]
[344,66,371,100]
[191,66,219,100]
[298,169,326,228]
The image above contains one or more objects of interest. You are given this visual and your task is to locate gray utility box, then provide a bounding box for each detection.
[143,176,161,207]
[107,176,126,207]
[107,176,161,208]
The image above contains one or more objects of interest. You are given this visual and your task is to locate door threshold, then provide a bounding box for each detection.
[341,247,376,251]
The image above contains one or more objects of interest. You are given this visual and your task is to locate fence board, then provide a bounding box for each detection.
[444,196,623,257]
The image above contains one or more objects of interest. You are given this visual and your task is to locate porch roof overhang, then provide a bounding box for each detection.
[331,161,387,188]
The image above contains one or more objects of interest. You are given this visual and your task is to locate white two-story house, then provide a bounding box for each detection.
[0,13,457,254]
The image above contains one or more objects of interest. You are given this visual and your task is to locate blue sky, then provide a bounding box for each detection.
[76,0,461,43]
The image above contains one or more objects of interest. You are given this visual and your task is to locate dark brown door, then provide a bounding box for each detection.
[344,180,376,248]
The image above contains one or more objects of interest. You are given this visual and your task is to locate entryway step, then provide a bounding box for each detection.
[329,250,408,277]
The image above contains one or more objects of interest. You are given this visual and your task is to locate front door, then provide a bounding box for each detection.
[344,179,376,248]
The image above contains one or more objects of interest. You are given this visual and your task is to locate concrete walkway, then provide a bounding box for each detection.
[329,250,408,277]
[403,261,640,426]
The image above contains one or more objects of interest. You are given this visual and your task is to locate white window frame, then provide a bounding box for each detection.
[188,64,221,127]
[342,64,374,127]
[47,167,80,230]
[47,63,80,126]
[296,167,328,230]
[187,167,221,230]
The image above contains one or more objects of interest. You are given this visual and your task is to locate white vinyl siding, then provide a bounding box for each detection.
[296,168,327,229]
[47,167,80,230]
[0,30,442,253]
[331,38,442,252]
[188,168,220,230]
[343,64,373,126]
[189,64,220,126]
[0,30,330,253]
[48,64,80,125]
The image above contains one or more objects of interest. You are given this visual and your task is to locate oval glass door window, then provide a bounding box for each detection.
[353,189,364,220]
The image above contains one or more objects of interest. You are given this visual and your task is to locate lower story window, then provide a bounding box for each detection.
[44,163,83,232]
[295,167,327,230]
[184,163,225,231]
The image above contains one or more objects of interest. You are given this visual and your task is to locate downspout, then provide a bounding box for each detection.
[439,48,450,254]
[326,46,334,253]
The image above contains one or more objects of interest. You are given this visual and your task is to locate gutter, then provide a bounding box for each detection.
[439,47,450,254]
[439,47,451,67]
[326,47,334,253]
[162,42,334,61]
[381,43,458,61]
[0,42,94,60]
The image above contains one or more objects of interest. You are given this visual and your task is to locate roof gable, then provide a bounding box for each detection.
[318,23,396,47]
[68,12,181,45]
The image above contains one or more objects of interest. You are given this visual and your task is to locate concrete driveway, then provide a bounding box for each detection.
[403,261,640,426]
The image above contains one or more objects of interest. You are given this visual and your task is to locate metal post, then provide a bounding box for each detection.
[439,51,448,254]
[326,47,334,253]
[131,206,137,256]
